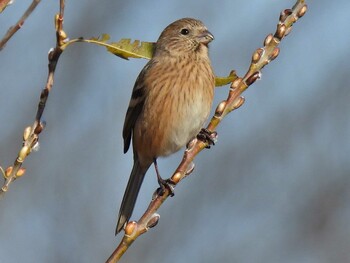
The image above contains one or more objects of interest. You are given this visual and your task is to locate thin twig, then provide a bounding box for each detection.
[0,0,67,197]
[106,1,308,262]
[0,0,41,50]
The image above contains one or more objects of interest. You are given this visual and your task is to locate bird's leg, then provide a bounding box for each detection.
[154,159,175,197]
[197,128,218,148]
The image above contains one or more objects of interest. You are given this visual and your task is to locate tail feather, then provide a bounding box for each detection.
[116,159,151,234]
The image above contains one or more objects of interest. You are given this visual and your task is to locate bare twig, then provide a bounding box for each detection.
[0,0,67,197]
[0,0,41,50]
[106,1,308,262]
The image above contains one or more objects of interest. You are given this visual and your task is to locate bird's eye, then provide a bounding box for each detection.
[180,28,189,35]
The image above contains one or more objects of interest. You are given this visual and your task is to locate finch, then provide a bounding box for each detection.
[116,18,215,234]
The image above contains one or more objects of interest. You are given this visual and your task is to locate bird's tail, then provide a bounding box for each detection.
[116,158,151,234]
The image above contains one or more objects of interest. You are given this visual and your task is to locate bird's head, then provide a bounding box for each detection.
[155,18,214,57]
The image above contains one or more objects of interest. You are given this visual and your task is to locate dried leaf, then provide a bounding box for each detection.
[73,35,237,86]
[80,34,155,60]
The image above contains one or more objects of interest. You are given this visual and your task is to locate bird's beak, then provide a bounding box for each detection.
[198,30,214,45]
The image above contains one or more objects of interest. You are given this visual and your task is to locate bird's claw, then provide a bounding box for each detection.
[197,128,217,148]
[157,178,175,197]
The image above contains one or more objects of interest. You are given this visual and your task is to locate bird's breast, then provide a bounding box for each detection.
[133,57,215,159]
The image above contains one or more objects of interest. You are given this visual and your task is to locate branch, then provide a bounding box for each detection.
[0,0,67,197]
[106,1,308,262]
[0,0,41,50]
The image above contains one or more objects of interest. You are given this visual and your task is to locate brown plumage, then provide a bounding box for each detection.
[116,18,215,234]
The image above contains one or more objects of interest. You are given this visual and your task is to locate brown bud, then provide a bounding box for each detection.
[147,213,160,229]
[275,24,286,40]
[233,96,245,110]
[16,168,26,177]
[34,121,46,134]
[172,172,182,183]
[215,101,227,116]
[124,221,137,236]
[23,126,32,141]
[298,5,307,18]
[246,71,261,86]
[264,34,274,46]
[269,47,280,62]
[252,48,264,64]
[5,166,13,178]
[279,9,293,22]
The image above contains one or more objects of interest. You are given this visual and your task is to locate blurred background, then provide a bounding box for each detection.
[1,0,349,262]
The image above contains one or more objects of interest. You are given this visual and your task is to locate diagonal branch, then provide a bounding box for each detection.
[0,0,67,197]
[0,0,41,51]
[106,1,308,262]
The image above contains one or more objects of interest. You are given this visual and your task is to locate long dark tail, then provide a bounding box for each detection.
[116,158,151,234]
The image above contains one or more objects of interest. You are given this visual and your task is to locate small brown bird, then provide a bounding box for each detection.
[116,18,215,234]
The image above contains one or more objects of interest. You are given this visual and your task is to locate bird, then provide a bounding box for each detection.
[116,18,215,234]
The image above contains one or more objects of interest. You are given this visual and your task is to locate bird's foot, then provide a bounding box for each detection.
[157,177,175,197]
[197,128,217,148]
[153,158,175,197]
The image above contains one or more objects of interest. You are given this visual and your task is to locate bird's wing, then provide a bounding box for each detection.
[122,63,151,153]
